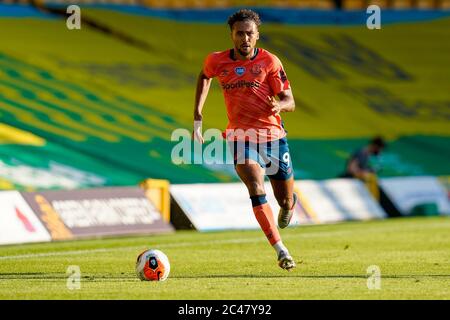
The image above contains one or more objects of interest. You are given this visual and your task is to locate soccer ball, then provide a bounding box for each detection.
[135,249,170,281]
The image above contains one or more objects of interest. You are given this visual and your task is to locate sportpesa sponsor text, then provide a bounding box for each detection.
[221,80,260,90]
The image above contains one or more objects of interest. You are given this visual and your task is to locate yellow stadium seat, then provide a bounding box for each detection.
[268,0,286,7]
[441,0,450,9]
[137,0,335,9]
[392,0,413,8]
[316,0,335,8]
[368,0,389,8]
[343,0,366,9]
[142,0,163,7]
[204,0,230,8]
[292,0,335,8]
[208,0,335,7]
[170,0,189,8]
[415,0,436,9]
[184,0,203,8]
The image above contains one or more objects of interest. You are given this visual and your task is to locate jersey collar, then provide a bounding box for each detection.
[229,48,259,61]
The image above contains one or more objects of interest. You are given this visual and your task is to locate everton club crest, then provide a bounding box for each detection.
[251,64,262,75]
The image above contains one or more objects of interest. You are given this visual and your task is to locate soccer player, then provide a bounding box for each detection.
[344,136,385,180]
[342,136,386,200]
[193,9,297,270]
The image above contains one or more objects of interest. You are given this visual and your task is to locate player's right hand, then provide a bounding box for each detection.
[193,120,204,144]
[266,95,281,115]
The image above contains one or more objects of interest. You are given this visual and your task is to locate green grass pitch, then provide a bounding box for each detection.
[0,216,449,299]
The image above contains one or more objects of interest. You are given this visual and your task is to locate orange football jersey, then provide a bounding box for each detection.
[203,48,291,143]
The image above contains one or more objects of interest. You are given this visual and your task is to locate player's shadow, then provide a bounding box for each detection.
[172,274,450,279]
[0,272,136,281]
[0,272,66,280]
[1,273,449,281]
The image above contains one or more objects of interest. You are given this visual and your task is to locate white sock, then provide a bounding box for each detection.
[272,241,288,256]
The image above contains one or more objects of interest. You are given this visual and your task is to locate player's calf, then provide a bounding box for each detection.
[278,192,297,229]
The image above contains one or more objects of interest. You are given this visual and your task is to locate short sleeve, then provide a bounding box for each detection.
[202,53,218,79]
[353,149,369,170]
[267,56,290,96]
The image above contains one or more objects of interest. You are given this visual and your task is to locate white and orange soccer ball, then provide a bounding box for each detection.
[135,249,170,281]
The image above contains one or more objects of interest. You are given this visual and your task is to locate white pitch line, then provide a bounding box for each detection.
[4,221,436,261]
[0,248,111,261]
[0,230,349,261]
[0,237,263,261]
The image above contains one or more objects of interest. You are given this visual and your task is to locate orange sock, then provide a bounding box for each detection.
[252,203,280,246]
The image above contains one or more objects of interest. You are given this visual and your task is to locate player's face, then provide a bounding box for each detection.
[371,145,383,156]
[231,20,259,58]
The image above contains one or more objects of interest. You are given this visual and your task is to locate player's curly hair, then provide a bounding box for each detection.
[370,136,386,148]
[227,9,261,30]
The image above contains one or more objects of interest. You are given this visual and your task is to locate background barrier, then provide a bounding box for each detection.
[0,190,51,245]
[0,187,174,245]
[171,179,387,231]
[379,176,450,216]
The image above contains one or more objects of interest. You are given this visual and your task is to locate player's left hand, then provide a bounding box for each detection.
[266,96,281,115]
[193,120,204,144]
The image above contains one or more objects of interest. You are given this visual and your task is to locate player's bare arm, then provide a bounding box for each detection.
[194,71,211,121]
[266,89,296,115]
[193,71,212,143]
[347,158,370,179]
